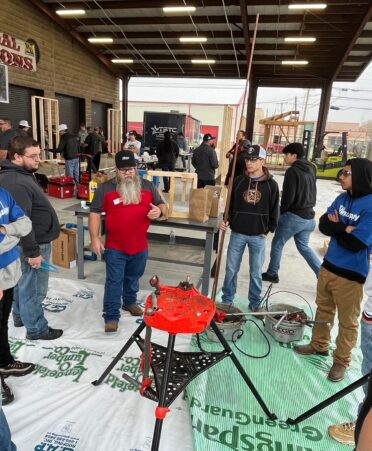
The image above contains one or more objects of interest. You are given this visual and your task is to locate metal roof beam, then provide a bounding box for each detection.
[45,0,370,10]
[331,4,372,80]
[74,14,362,27]
[28,0,121,78]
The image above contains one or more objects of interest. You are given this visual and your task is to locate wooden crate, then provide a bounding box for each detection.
[147,170,197,218]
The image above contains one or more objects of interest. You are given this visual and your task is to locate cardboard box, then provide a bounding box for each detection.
[204,185,225,217]
[91,172,110,185]
[52,228,77,268]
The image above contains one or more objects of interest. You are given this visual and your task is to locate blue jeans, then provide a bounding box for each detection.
[267,212,321,277]
[221,231,266,310]
[13,244,50,339]
[0,409,16,451]
[103,248,148,323]
[160,163,175,192]
[65,158,79,185]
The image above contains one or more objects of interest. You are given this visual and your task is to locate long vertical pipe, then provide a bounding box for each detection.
[211,14,260,301]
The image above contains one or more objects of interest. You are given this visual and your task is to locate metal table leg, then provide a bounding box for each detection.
[201,230,214,295]
[77,213,85,279]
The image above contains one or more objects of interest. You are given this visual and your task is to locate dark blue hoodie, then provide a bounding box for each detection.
[319,158,372,283]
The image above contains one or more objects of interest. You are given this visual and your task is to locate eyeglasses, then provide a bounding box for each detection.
[339,170,352,177]
[23,154,41,161]
[118,167,136,173]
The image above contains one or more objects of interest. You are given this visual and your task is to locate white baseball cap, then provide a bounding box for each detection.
[19,120,30,127]
[59,124,68,131]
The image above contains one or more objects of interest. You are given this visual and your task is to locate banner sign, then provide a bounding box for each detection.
[0,32,37,72]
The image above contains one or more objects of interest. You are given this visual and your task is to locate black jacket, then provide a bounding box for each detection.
[225,155,246,186]
[192,143,219,180]
[0,161,60,257]
[281,159,317,219]
[229,168,279,236]
[156,139,179,165]
[58,132,80,160]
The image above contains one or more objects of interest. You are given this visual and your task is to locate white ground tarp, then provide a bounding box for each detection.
[4,278,194,451]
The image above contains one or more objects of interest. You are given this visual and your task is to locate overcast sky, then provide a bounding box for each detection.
[129,62,372,125]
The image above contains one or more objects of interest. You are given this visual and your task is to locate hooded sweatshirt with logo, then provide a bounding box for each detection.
[281,159,317,219]
[0,160,60,258]
[0,187,32,289]
[229,167,279,236]
[319,158,372,283]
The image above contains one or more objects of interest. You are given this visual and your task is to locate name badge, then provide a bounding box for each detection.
[113,198,122,205]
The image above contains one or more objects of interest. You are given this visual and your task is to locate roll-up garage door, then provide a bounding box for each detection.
[91,101,111,135]
[55,94,85,134]
[0,84,43,130]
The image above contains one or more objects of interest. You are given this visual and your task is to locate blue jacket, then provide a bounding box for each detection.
[319,158,372,283]
[0,188,27,269]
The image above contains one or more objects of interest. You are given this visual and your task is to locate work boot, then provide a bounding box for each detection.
[293,344,329,356]
[328,363,347,382]
[105,322,118,333]
[253,307,267,320]
[262,272,279,283]
[0,361,35,377]
[328,421,356,445]
[1,376,14,406]
[123,304,143,316]
[26,327,63,341]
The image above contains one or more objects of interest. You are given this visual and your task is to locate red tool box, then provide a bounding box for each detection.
[77,154,92,200]
[48,176,74,199]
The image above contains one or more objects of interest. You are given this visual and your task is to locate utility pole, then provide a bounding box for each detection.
[302,89,310,121]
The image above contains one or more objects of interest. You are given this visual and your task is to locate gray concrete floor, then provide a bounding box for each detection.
[49,171,344,310]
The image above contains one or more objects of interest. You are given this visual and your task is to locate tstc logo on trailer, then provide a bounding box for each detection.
[151,125,178,141]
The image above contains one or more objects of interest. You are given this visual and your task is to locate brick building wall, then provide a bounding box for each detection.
[2,0,120,125]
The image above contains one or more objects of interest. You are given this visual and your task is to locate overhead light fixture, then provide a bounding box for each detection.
[163,6,196,13]
[111,59,134,64]
[179,36,207,43]
[56,9,86,16]
[191,59,215,64]
[288,3,327,10]
[284,37,316,43]
[88,37,114,44]
[282,60,309,65]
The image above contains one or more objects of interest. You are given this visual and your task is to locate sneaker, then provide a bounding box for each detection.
[0,361,35,377]
[328,421,356,445]
[262,272,279,283]
[328,363,347,382]
[0,376,14,406]
[26,327,63,341]
[293,344,329,356]
[123,304,143,316]
[105,322,118,333]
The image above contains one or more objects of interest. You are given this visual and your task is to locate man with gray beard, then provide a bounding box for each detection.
[89,150,167,333]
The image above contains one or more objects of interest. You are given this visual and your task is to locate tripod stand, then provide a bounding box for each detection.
[286,373,370,425]
[92,279,276,451]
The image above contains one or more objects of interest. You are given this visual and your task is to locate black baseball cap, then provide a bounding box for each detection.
[240,144,267,160]
[115,150,136,169]
[203,133,216,141]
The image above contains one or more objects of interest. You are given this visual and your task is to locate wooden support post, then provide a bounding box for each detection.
[31,96,59,160]
[108,108,121,153]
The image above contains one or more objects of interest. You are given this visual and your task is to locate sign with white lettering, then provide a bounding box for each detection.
[0,32,37,72]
